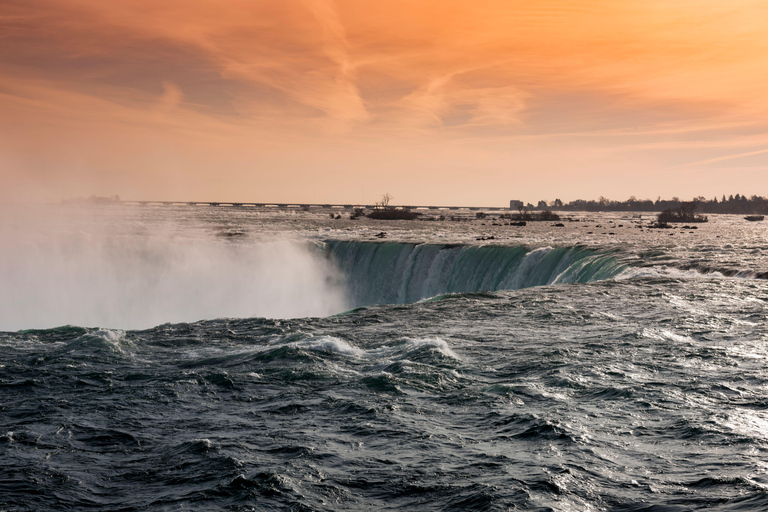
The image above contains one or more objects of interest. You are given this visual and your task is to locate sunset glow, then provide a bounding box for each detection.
[2,0,767,204]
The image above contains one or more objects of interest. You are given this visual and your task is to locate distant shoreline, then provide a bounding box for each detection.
[57,193,768,216]
[514,195,768,216]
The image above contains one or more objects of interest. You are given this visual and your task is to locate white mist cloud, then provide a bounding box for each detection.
[0,206,349,330]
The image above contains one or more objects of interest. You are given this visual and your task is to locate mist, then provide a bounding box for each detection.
[0,205,349,331]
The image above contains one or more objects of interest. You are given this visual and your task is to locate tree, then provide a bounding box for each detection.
[657,200,707,223]
[516,204,531,220]
[376,193,393,209]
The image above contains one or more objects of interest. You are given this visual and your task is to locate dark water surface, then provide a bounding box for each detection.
[3,206,768,510]
[3,275,768,511]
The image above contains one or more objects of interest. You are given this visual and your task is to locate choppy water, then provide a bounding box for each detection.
[2,205,768,511]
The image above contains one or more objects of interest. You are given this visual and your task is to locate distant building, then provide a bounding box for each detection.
[509,200,524,210]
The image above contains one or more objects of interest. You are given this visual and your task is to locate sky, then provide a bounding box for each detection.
[2,0,768,206]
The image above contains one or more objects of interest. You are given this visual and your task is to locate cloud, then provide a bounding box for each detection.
[680,148,768,168]
[2,0,768,202]
[5,0,768,132]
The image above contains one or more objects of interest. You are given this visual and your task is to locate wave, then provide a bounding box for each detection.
[673,262,768,279]
[324,241,627,307]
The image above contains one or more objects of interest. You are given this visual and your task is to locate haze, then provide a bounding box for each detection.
[2,0,767,205]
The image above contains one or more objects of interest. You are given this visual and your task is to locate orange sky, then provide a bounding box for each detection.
[2,0,768,205]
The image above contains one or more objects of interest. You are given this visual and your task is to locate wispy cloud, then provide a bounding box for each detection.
[679,148,768,168]
[2,0,768,202]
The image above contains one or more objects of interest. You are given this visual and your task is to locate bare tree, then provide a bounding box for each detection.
[376,193,393,209]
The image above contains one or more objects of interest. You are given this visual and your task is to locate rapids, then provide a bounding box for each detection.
[2,204,768,511]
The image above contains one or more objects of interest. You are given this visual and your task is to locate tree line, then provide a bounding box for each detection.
[527,194,768,214]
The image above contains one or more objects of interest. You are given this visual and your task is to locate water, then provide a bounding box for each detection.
[2,205,768,511]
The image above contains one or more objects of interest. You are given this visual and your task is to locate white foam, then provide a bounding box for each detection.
[403,337,460,360]
[641,328,693,344]
[68,328,131,354]
[301,336,364,357]
[91,328,125,343]
[615,265,708,281]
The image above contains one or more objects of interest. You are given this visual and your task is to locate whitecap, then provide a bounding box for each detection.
[640,328,693,344]
[65,328,131,354]
[300,336,365,357]
[403,337,460,360]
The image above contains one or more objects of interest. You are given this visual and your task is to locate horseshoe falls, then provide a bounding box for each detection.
[3,204,768,511]
[325,240,626,306]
